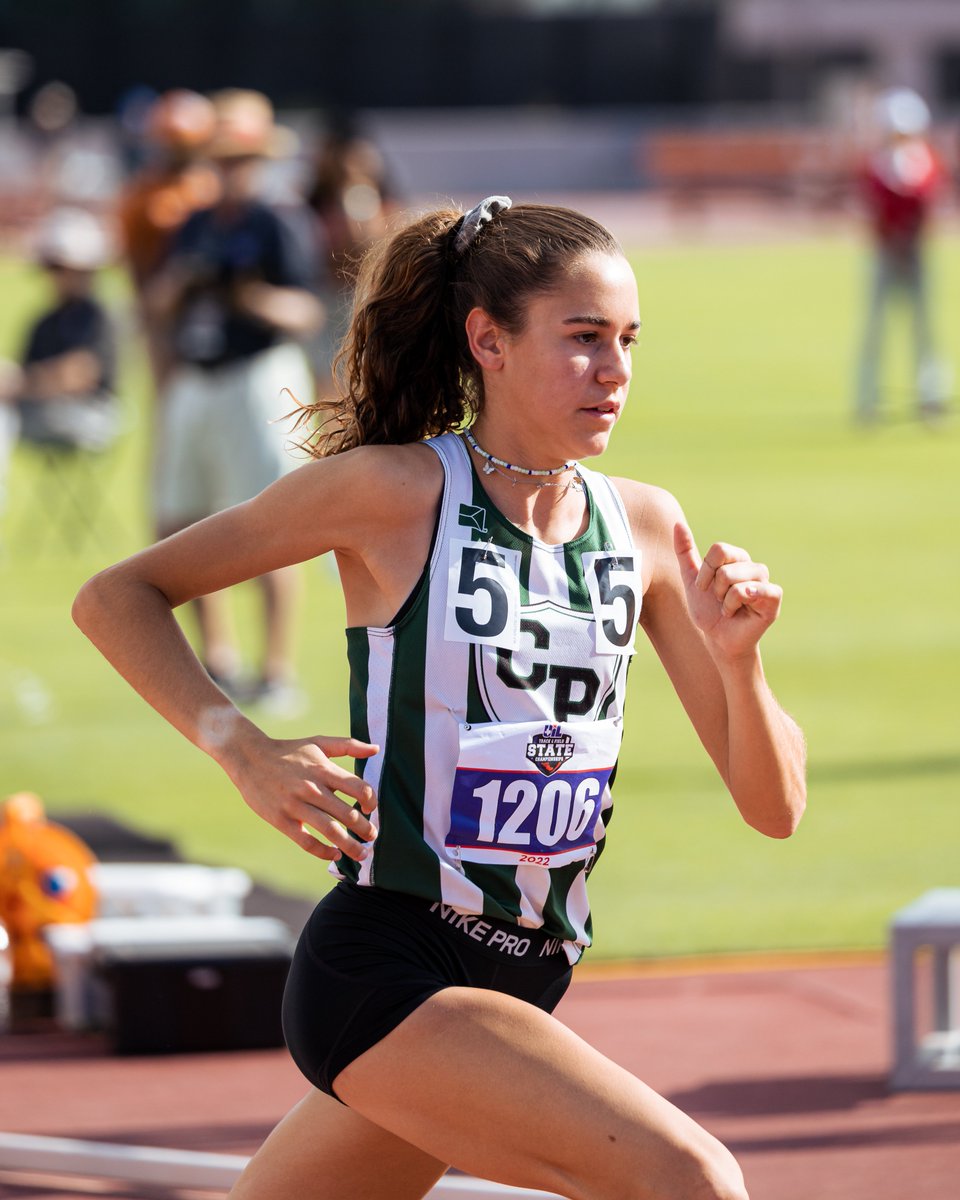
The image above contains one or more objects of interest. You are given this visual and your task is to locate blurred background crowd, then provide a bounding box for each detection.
[0,79,403,711]
[1,0,958,702]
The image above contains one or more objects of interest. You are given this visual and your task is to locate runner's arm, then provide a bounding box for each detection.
[621,481,806,838]
[72,445,441,858]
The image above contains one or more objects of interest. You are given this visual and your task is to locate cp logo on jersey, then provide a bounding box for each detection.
[482,605,608,723]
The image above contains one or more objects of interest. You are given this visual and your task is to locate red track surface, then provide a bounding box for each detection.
[2,954,959,1199]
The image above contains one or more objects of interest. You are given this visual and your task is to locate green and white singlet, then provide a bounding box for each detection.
[333,432,640,962]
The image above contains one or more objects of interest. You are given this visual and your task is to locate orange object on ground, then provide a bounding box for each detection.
[0,793,97,990]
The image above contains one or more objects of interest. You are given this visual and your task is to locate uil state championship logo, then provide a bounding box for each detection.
[525,724,576,776]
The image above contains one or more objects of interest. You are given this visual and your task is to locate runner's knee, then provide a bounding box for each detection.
[664,1135,748,1200]
[612,1131,747,1200]
[568,1126,747,1200]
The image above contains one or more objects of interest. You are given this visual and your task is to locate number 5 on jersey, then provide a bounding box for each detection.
[445,538,523,650]
[582,551,640,655]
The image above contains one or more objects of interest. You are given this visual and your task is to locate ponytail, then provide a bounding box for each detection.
[294,208,476,457]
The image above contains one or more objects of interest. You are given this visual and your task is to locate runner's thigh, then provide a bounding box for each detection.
[228,1087,448,1200]
[335,986,747,1200]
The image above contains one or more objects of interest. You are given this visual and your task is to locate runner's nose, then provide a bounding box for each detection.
[597,341,631,386]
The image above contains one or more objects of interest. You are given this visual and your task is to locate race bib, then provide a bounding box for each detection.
[444,538,522,651]
[445,717,622,868]
[582,551,640,655]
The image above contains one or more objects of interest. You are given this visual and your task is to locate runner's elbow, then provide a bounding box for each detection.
[73,564,156,640]
[72,570,110,636]
[744,792,806,840]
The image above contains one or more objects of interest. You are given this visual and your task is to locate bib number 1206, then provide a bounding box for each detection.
[447,765,610,867]
[473,775,599,846]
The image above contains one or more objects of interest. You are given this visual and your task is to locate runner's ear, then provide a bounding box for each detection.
[464,307,505,370]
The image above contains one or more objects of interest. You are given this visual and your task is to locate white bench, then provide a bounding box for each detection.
[0,1132,563,1198]
[890,888,960,1089]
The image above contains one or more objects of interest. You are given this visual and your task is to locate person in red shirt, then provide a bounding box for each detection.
[855,87,946,424]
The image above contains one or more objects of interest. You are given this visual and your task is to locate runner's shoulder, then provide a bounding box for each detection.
[303,441,444,517]
[609,476,683,537]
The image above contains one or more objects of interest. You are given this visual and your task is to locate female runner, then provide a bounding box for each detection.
[74,197,806,1200]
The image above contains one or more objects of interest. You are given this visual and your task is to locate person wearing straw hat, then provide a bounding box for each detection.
[145,89,323,710]
[116,88,221,390]
[75,196,805,1200]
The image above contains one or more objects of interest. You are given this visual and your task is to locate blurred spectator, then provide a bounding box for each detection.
[26,80,119,208]
[305,114,401,396]
[0,360,22,516]
[116,88,220,388]
[27,80,78,151]
[115,84,160,176]
[145,89,323,712]
[26,81,78,196]
[855,87,947,424]
[12,207,120,454]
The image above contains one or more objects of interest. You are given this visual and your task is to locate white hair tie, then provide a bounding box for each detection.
[453,195,512,257]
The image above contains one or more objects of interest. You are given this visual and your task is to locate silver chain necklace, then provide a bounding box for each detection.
[464,428,582,490]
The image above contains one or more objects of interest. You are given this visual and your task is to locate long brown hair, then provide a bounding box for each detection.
[294,201,622,457]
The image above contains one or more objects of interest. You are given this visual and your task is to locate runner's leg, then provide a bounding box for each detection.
[336,986,747,1200]
[228,1088,448,1200]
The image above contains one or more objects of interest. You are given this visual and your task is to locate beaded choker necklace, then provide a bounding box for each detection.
[464,429,581,489]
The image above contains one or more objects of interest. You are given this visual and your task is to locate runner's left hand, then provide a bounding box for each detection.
[673,522,782,663]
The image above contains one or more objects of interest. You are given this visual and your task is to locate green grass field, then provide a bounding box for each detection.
[2,227,958,960]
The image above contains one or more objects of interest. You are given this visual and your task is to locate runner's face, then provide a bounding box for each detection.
[485,251,640,466]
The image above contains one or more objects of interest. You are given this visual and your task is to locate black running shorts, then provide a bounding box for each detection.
[282,881,574,1101]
